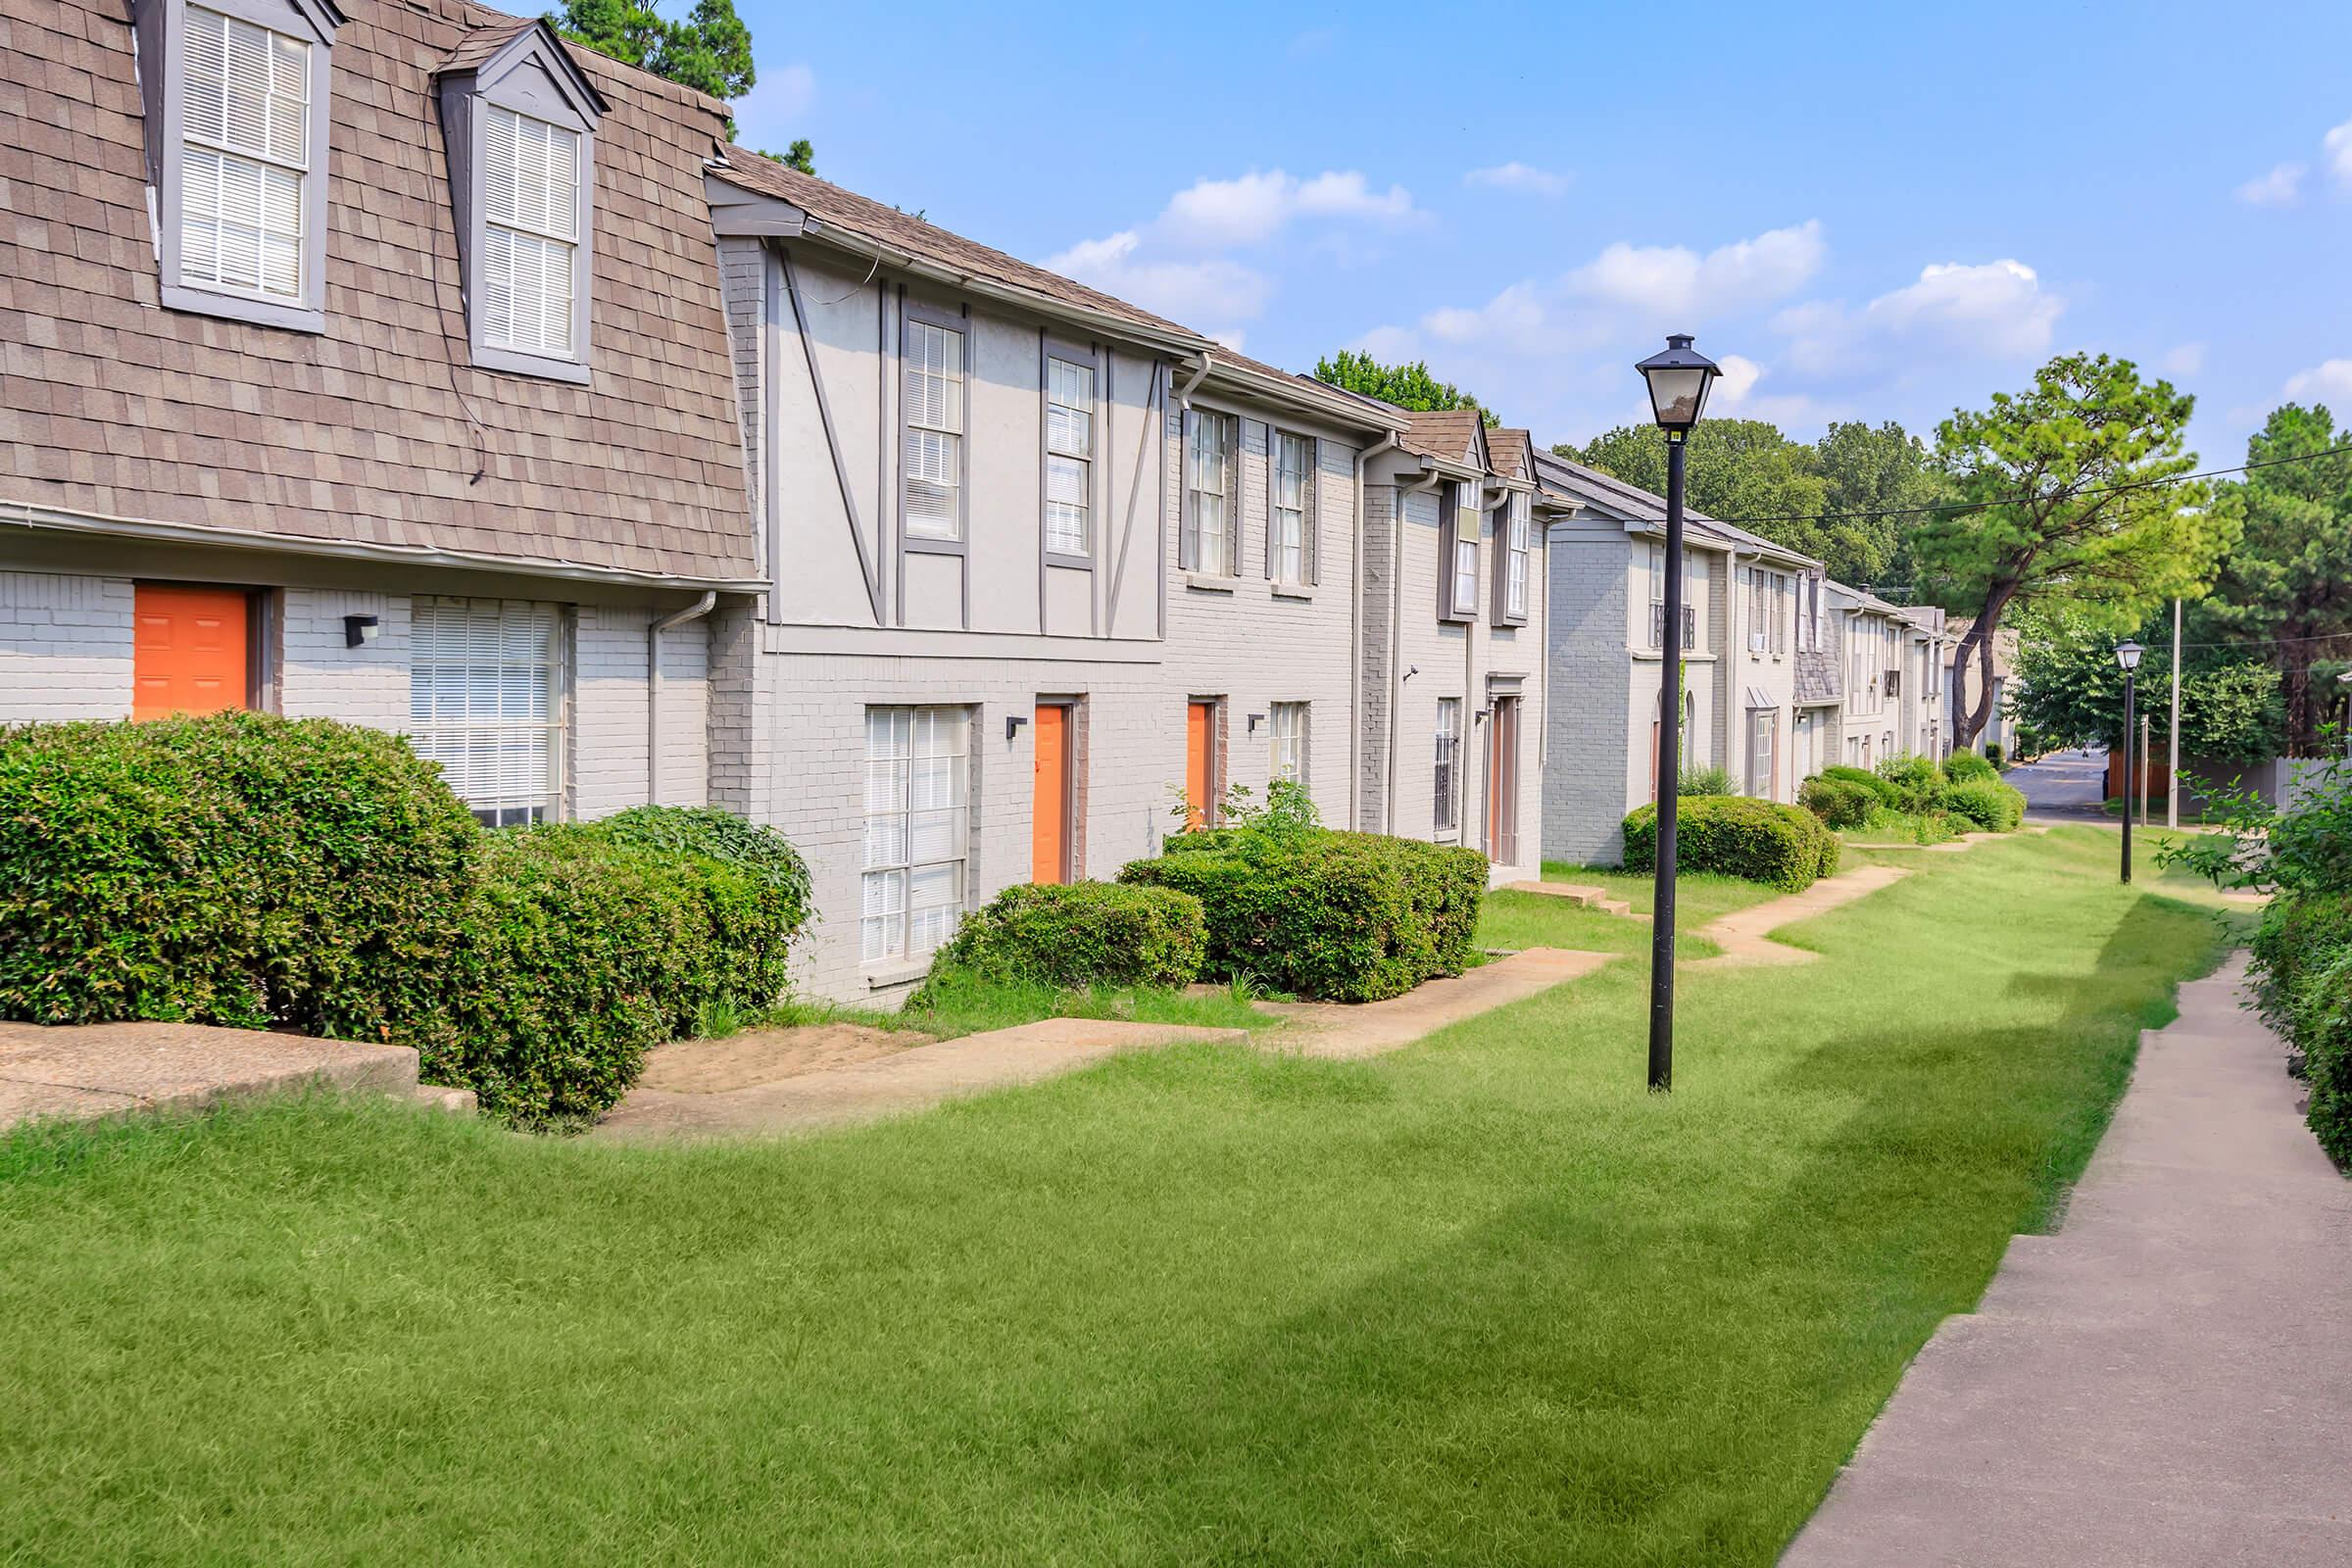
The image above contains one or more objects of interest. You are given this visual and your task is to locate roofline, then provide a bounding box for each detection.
[3,499,768,594]
[1200,356,1407,438]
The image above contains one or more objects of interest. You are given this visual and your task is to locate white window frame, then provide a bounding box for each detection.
[1042,349,1094,561]
[861,706,971,966]
[1183,410,1237,576]
[1502,490,1532,622]
[1269,702,1307,785]
[138,0,339,332]
[902,316,967,543]
[1443,478,1482,620]
[1748,708,1780,799]
[407,597,568,828]
[1269,430,1316,586]
[479,106,582,362]
[1434,698,1462,835]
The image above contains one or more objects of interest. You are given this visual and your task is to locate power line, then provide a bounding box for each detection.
[1703,441,2352,528]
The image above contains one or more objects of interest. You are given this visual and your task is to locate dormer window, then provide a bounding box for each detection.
[134,0,342,332]
[436,21,607,383]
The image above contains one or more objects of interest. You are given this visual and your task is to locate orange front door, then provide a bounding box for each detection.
[1185,701,1215,829]
[132,584,250,720]
[1031,704,1069,883]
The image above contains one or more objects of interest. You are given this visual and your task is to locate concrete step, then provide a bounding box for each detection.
[407,1084,479,1115]
[1506,880,1638,918]
[0,1019,420,1134]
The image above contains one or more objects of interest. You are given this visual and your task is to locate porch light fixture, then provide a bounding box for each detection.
[1248,712,1266,733]
[1635,333,1724,1095]
[2115,641,2143,884]
[1004,713,1029,743]
[343,613,379,648]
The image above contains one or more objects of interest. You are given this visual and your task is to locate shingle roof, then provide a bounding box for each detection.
[711,148,1198,338]
[1533,449,1818,565]
[434,16,533,74]
[0,0,755,582]
[1401,408,1483,464]
[1487,428,1531,478]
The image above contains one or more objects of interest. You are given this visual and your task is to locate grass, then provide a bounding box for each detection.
[757,969,1273,1043]
[0,829,2241,1565]
[1537,859,1785,923]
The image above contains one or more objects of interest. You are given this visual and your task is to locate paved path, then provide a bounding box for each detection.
[2009,747,2112,821]
[1783,953,2352,1567]
[1257,947,1616,1058]
[0,1020,422,1132]
[1692,863,1914,967]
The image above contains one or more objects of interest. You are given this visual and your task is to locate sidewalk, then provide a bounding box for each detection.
[1783,952,2352,1566]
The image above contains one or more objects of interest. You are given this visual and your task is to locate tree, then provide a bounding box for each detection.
[2200,404,2352,753]
[1311,351,1496,425]
[1814,420,1949,592]
[1912,354,2231,750]
[757,139,816,174]
[1568,418,1843,565]
[552,0,756,103]
[2013,610,2280,763]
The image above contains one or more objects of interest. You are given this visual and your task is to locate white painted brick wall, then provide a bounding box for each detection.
[0,570,133,721]
[574,605,710,817]
[280,587,410,727]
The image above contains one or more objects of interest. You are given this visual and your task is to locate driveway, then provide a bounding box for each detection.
[2006,747,2110,821]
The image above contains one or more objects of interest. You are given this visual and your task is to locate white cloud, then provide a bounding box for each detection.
[2236,163,2305,206]
[1464,162,1571,197]
[1710,353,1765,410]
[729,62,815,145]
[1775,259,2062,375]
[1157,170,1416,248]
[2160,343,2206,378]
[1565,220,1826,318]
[2329,118,2352,185]
[2282,359,2352,404]
[1208,328,1248,352]
[1044,230,1271,326]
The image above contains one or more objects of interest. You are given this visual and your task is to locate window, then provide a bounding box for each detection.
[1270,431,1316,585]
[904,318,965,540]
[1182,411,1236,575]
[1044,354,1093,558]
[409,598,565,828]
[1434,698,1461,834]
[1498,490,1532,622]
[482,108,580,358]
[861,707,970,964]
[1452,480,1482,614]
[1773,573,1790,657]
[1748,709,1780,799]
[437,21,602,379]
[1646,543,1694,650]
[1269,703,1306,785]
[139,0,338,330]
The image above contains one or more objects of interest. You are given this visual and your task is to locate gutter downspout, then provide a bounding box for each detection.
[1173,356,1210,409]
[648,591,717,805]
[1349,430,1401,831]
[1386,466,1446,830]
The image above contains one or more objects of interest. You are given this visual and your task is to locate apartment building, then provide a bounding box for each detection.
[0,1,755,822]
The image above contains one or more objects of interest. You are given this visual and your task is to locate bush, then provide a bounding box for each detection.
[1822,763,1899,807]
[1943,779,2027,833]
[1984,742,2005,769]
[2248,891,2352,1030]
[1121,830,1486,1002]
[1942,751,1998,784]
[573,806,809,1016]
[1875,754,1948,814]
[1622,795,1839,892]
[1679,763,1736,797]
[1799,775,1877,830]
[916,881,1206,998]
[0,712,476,1035]
[2291,947,2352,1167]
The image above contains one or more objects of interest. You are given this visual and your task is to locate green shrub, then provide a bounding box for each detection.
[1822,763,1899,807]
[1943,779,2027,833]
[2248,891,2352,1030]
[1799,775,1877,830]
[1875,755,1948,814]
[1679,763,1736,797]
[1622,796,1839,892]
[573,806,809,1015]
[1984,742,2005,769]
[1120,830,1486,1002]
[2291,947,2352,1168]
[0,712,476,1035]
[1942,751,1998,784]
[916,881,1205,998]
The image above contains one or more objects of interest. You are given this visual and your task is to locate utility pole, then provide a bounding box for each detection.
[2168,598,2181,830]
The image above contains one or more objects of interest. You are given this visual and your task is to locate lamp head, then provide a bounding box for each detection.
[1635,334,1722,436]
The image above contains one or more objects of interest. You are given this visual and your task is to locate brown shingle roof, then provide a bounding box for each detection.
[434,16,534,74]
[1487,428,1530,478]
[712,148,1198,339]
[1401,408,1483,465]
[0,0,755,582]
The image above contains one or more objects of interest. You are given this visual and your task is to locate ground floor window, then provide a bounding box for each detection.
[1269,702,1306,786]
[409,597,564,827]
[1434,698,1461,833]
[862,706,970,964]
[1748,709,1780,800]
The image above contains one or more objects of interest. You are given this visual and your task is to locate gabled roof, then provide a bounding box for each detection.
[1532,447,1819,567]
[1825,578,1907,617]
[1487,428,1531,479]
[436,16,611,122]
[1401,408,1485,466]
[710,147,1197,339]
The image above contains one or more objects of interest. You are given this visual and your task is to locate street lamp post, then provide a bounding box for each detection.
[2116,639,2143,884]
[1634,334,1722,1093]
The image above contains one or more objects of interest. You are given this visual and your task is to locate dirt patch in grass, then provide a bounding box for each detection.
[635,1023,929,1094]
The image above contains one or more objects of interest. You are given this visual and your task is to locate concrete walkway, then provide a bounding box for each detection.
[1693,863,1914,967]
[1257,946,1616,1059]
[0,1020,423,1133]
[1784,953,2352,1567]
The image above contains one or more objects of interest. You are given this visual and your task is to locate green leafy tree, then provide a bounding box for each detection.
[2013,611,2281,762]
[1815,420,1949,592]
[2200,404,2352,753]
[1913,354,2230,750]
[551,0,755,102]
[1567,418,1835,565]
[756,138,815,174]
[1311,350,1496,425]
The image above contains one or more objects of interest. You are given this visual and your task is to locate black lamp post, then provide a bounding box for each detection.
[2116,639,2143,884]
[1634,333,1721,1092]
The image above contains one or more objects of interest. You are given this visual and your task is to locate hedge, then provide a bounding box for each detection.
[1942,751,1998,784]
[2292,947,2352,1167]
[1821,764,1899,807]
[573,806,810,1018]
[1874,755,1947,814]
[0,712,476,1035]
[1943,779,2027,833]
[1798,775,1877,830]
[1623,795,1839,892]
[1120,830,1486,1002]
[916,880,1205,998]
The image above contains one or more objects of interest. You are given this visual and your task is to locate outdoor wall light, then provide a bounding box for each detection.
[1004,713,1029,742]
[1247,712,1267,733]
[343,613,380,648]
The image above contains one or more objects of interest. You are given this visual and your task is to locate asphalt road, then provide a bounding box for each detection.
[2005,748,2110,821]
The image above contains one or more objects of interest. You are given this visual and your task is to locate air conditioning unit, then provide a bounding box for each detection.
[1885,669,1901,697]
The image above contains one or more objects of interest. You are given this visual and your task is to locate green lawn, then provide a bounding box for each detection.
[760,969,1275,1042]
[1537,859,1787,921]
[0,828,2238,1565]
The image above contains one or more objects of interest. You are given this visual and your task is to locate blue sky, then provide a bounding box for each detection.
[729,0,2352,465]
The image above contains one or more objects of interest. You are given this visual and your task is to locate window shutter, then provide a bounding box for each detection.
[1304,439,1320,586]
[1437,486,1456,617]
[1179,409,1199,570]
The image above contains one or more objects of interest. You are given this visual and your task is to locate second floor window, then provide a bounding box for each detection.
[1646,543,1693,651]
[1440,478,1481,619]
[1044,355,1093,557]
[482,107,581,357]
[1503,491,1531,620]
[1434,698,1461,833]
[1271,432,1315,585]
[904,318,965,540]
[180,8,311,301]
[1184,411,1236,575]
